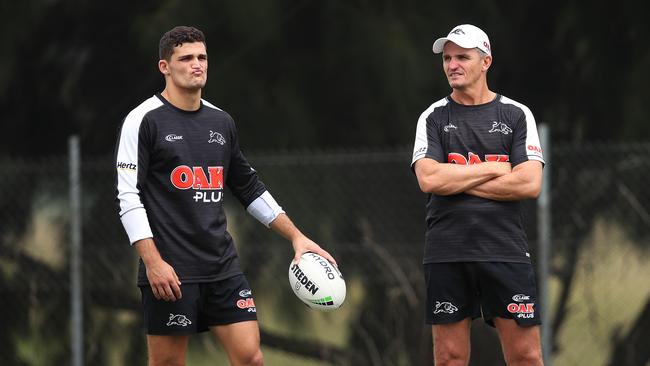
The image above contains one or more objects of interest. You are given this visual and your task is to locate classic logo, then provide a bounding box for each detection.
[434,301,458,314]
[443,123,458,132]
[451,28,465,36]
[512,294,531,302]
[489,121,512,135]
[167,313,192,327]
[239,289,252,297]
[208,130,226,145]
[165,134,183,142]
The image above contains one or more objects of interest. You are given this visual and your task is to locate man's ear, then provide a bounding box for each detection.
[482,55,492,72]
[158,60,170,75]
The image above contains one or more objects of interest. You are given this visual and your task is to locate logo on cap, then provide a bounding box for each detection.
[451,28,465,35]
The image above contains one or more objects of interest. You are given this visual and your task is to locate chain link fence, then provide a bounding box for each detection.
[0,142,649,365]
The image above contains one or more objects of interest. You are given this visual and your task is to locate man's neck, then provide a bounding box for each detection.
[161,87,202,111]
[450,85,496,106]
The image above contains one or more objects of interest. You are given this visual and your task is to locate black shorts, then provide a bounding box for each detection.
[140,274,258,335]
[424,262,541,327]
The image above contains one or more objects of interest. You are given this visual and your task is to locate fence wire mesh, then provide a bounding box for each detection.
[0,143,649,366]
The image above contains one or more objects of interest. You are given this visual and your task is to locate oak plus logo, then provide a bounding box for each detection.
[448,152,509,165]
[507,293,535,319]
[236,297,257,313]
[170,165,224,203]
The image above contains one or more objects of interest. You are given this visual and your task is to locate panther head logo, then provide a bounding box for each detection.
[489,121,513,135]
[434,301,459,314]
[208,130,226,145]
[166,313,192,327]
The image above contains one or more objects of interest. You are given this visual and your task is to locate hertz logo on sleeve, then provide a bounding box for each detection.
[116,162,137,171]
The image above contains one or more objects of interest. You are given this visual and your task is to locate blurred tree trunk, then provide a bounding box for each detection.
[607,296,650,366]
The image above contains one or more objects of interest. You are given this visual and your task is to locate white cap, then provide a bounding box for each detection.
[432,24,491,55]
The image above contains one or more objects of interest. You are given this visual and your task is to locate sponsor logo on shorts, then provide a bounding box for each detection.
[507,294,535,319]
[512,294,531,302]
[236,298,257,313]
[433,301,458,314]
[166,313,192,327]
[239,289,252,297]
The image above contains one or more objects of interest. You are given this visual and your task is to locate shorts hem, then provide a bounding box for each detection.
[206,317,259,327]
[426,313,480,325]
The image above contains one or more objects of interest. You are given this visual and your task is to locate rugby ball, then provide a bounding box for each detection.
[288,252,346,311]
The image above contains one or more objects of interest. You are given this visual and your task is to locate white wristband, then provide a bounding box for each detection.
[120,207,154,244]
[246,191,285,227]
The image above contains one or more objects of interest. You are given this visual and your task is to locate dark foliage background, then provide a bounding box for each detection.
[1,0,649,158]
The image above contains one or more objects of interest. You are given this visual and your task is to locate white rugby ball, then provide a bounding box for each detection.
[288,252,346,311]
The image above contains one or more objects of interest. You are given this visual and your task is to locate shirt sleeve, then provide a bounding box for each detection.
[509,105,545,167]
[411,109,444,169]
[114,113,154,244]
[225,118,268,208]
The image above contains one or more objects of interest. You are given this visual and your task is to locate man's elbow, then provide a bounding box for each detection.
[417,179,434,194]
[418,180,454,195]
[524,183,542,199]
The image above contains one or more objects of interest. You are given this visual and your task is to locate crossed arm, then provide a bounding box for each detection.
[413,158,543,201]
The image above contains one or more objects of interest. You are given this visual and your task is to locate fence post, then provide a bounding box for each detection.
[537,124,552,365]
[69,136,83,366]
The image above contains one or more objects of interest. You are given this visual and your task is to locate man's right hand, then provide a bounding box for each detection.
[134,238,182,301]
[145,258,182,301]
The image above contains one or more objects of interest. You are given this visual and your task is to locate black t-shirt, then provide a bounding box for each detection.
[411,94,545,264]
[115,94,267,285]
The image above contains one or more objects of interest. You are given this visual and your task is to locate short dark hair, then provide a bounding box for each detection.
[159,26,206,61]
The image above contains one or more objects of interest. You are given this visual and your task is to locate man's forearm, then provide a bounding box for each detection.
[133,237,162,266]
[415,160,511,195]
[269,213,304,241]
[466,164,542,201]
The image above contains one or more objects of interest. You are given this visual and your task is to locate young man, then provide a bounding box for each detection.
[411,24,546,366]
[114,26,337,366]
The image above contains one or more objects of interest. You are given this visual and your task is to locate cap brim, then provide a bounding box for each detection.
[432,37,448,54]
